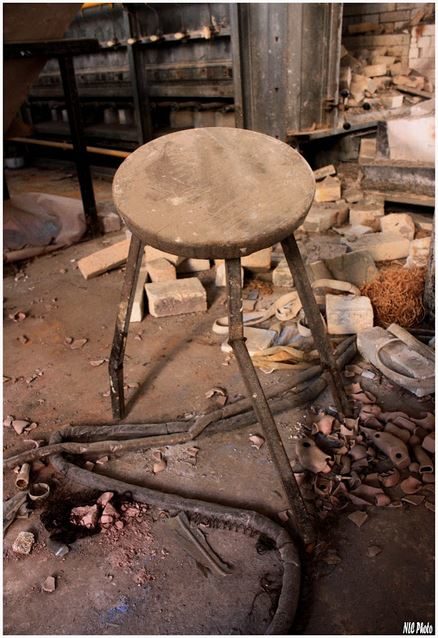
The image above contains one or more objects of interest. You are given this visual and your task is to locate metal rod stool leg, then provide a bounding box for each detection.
[281,234,352,417]
[109,235,144,420]
[225,258,315,545]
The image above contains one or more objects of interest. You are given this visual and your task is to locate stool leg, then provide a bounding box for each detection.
[109,235,144,420]
[225,258,315,545]
[281,234,352,417]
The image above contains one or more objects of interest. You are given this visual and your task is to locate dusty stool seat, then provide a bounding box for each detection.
[113,127,315,259]
[109,127,351,546]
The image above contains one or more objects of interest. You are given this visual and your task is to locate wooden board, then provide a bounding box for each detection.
[113,127,315,259]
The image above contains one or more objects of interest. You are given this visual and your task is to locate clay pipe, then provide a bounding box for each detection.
[296,438,331,474]
[413,446,434,474]
[384,423,410,444]
[15,463,30,490]
[361,427,410,469]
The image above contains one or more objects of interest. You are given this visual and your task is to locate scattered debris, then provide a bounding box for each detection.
[89,359,107,367]
[70,505,100,529]
[205,386,228,406]
[366,545,382,558]
[9,311,27,322]
[12,531,35,555]
[152,451,167,474]
[249,434,265,449]
[348,510,368,528]
[65,337,88,350]
[42,576,56,593]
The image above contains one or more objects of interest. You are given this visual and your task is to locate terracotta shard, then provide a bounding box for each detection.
[392,416,416,432]
[316,415,335,435]
[366,545,382,558]
[42,576,56,593]
[97,492,114,507]
[71,504,99,529]
[344,417,359,432]
[402,494,425,506]
[296,438,331,474]
[412,412,434,431]
[348,510,368,527]
[350,484,391,506]
[408,462,420,473]
[352,392,376,405]
[12,419,30,435]
[409,434,421,447]
[380,411,410,423]
[346,382,362,395]
[422,473,435,484]
[384,423,410,443]
[422,432,435,455]
[349,444,368,461]
[400,476,423,494]
[413,445,434,474]
[425,500,435,512]
[414,426,427,441]
[345,364,364,376]
[361,427,410,469]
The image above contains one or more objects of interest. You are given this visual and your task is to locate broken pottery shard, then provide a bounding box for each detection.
[90,359,107,367]
[366,545,382,558]
[96,456,109,465]
[316,415,335,435]
[348,510,368,527]
[413,446,434,474]
[422,432,435,455]
[97,492,114,507]
[412,412,434,431]
[380,468,400,488]
[12,531,35,555]
[9,311,27,322]
[296,438,331,474]
[425,500,435,512]
[384,423,411,443]
[349,444,367,461]
[400,476,423,495]
[361,427,410,470]
[42,576,56,593]
[153,453,167,474]
[249,434,265,449]
[402,494,425,506]
[69,338,88,350]
[326,294,373,335]
[70,504,99,529]
[12,420,30,435]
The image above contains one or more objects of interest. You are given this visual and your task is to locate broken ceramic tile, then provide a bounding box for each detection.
[12,419,31,435]
[296,438,331,473]
[361,427,411,469]
[153,452,167,474]
[400,476,423,494]
[249,434,265,449]
[65,337,88,350]
[348,510,368,527]
[316,415,335,435]
[379,468,400,488]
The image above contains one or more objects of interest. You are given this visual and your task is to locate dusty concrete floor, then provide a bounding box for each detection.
[3,166,435,635]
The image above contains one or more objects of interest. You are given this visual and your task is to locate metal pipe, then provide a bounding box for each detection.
[9,136,130,159]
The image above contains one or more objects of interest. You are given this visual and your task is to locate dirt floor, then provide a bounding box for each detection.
[3,166,435,635]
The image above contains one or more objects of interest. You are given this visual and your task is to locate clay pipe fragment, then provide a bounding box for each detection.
[296,438,331,474]
[15,463,30,490]
[413,446,434,474]
[361,427,410,469]
[412,412,435,431]
[422,432,435,455]
[384,423,410,444]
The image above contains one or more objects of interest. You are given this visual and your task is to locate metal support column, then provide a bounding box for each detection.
[124,8,153,145]
[58,55,100,236]
[225,257,315,545]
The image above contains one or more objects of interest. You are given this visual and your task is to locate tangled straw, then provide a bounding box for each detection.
[361,265,426,328]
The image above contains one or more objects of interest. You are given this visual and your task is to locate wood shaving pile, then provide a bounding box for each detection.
[361,266,426,328]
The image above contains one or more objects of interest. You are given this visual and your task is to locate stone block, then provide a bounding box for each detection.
[380,93,404,108]
[313,164,336,181]
[363,63,388,77]
[130,266,148,323]
[349,199,384,230]
[359,138,377,161]
[345,232,411,261]
[194,110,216,127]
[405,237,431,268]
[371,55,396,66]
[348,22,383,35]
[379,9,411,22]
[144,245,183,266]
[177,258,211,273]
[326,294,374,335]
[78,239,130,280]
[242,248,272,272]
[215,262,244,287]
[272,259,294,287]
[147,258,176,282]
[145,278,207,317]
[301,201,347,232]
[214,111,236,127]
[324,251,378,287]
[390,61,409,76]
[314,176,341,203]
[380,213,415,240]
[307,260,333,282]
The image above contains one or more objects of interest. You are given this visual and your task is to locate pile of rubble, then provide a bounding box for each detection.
[340,45,433,113]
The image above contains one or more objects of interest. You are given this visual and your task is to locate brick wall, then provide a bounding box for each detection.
[343,3,435,83]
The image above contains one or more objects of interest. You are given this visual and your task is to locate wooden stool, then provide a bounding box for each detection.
[110,127,350,543]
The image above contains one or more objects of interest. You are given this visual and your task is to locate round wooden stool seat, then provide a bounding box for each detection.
[113,127,315,259]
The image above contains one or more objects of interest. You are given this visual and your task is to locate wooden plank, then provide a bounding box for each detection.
[396,86,433,99]
[78,240,130,279]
